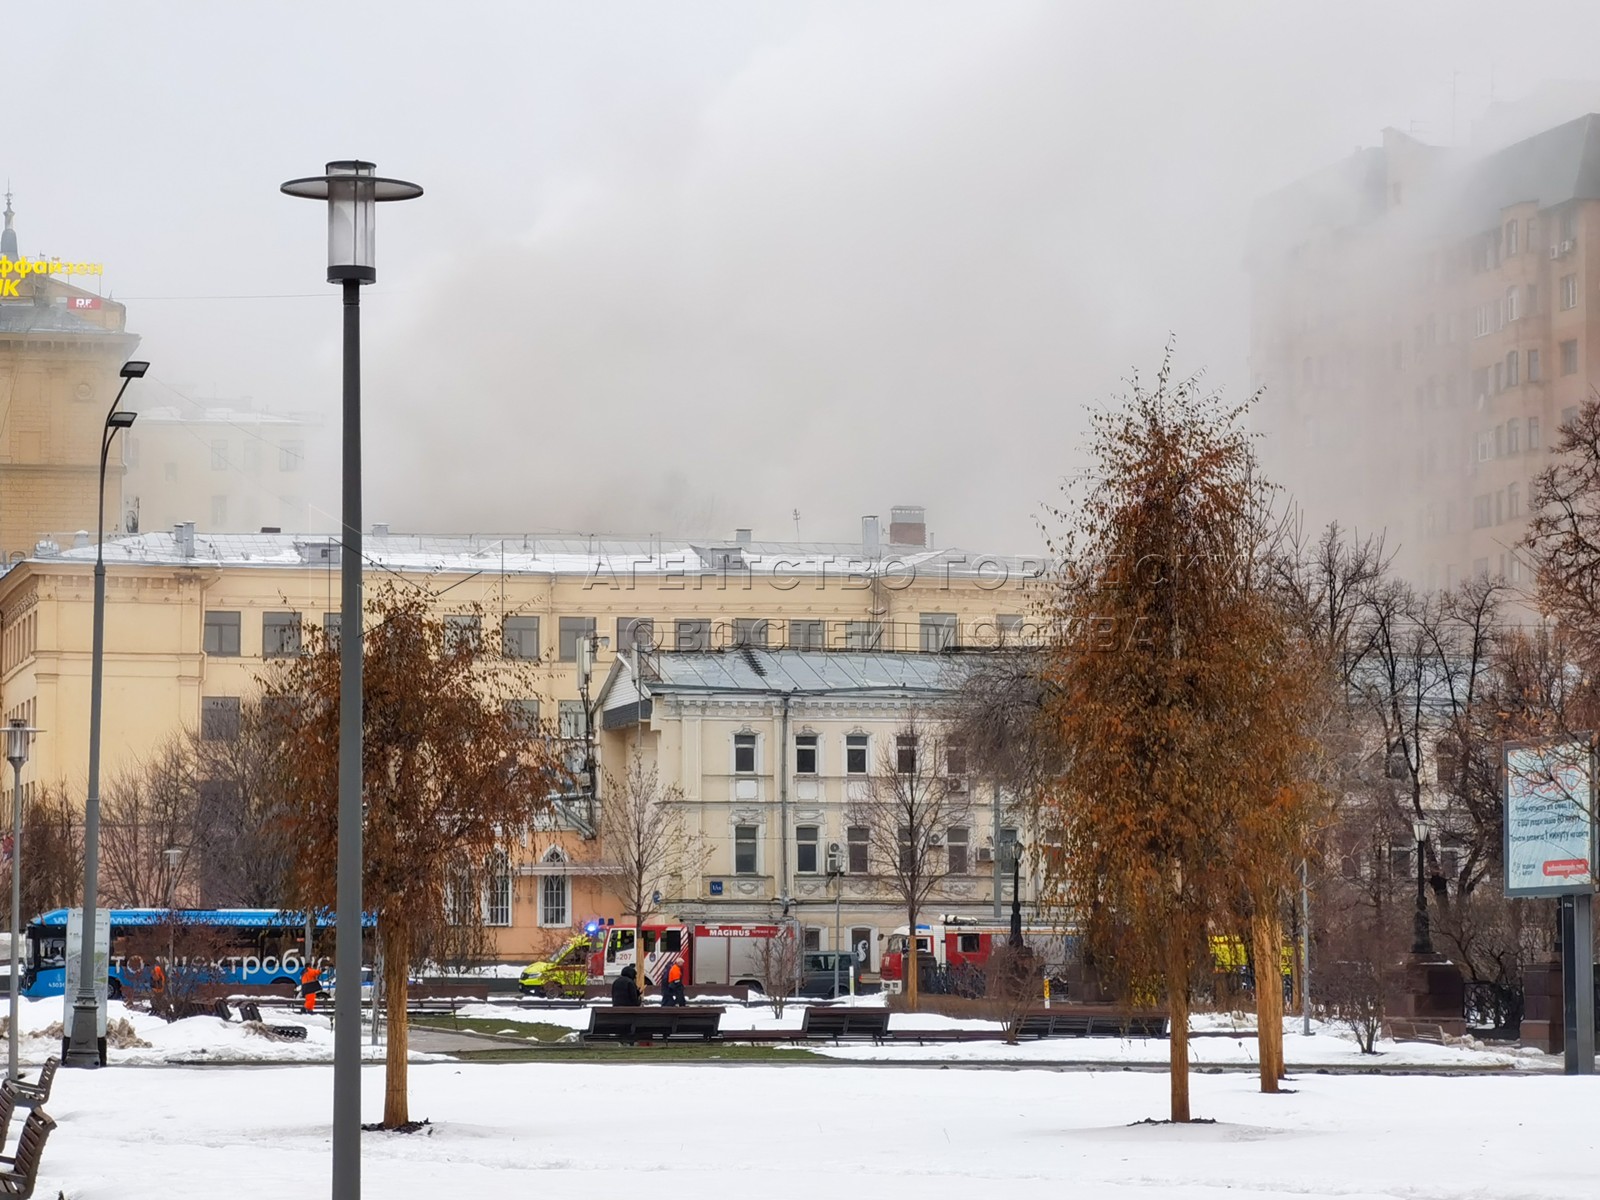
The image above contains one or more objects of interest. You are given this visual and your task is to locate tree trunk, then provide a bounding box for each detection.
[1251,905,1283,1092]
[905,908,920,1011]
[382,923,410,1128]
[1167,936,1191,1123]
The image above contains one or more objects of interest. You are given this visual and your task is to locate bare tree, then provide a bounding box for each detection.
[845,715,973,1010]
[19,784,82,917]
[188,700,295,906]
[598,754,706,987]
[99,738,198,908]
[755,923,802,1016]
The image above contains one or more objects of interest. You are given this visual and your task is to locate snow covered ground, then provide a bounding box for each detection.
[35,1060,1600,1199]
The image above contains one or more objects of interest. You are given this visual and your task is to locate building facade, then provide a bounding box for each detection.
[1250,115,1600,587]
[594,650,1031,972]
[0,516,1041,960]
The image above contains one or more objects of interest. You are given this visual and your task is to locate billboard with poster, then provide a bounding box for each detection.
[1504,738,1598,897]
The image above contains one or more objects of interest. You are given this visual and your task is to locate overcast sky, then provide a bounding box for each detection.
[11,1,1600,550]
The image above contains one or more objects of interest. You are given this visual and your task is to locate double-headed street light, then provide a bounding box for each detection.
[64,359,147,1068]
[281,161,420,1200]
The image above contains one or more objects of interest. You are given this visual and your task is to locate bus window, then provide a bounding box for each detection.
[608,929,634,961]
[661,929,682,953]
[643,930,658,954]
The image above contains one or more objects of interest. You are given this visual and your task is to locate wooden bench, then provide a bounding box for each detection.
[0,1108,55,1198]
[235,1001,308,1040]
[799,1007,891,1044]
[1015,1009,1169,1039]
[1,1061,54,1110]
[582,1006,724,1043]
[1388,1019,1446,1045]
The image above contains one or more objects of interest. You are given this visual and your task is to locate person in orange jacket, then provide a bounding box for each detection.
[661,959,687,1007]
[301,964,323,1015]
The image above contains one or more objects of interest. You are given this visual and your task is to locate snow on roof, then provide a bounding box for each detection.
[37,531,1047,580]
[606,649,974,702]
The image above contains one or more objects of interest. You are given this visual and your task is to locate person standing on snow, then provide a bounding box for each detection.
[661,959,687,1007]
[610,962,641,1006]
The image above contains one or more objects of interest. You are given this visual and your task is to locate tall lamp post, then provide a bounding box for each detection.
[826,845,844,998]
[1411,817,1433,956]
[281,161,420,1200]
[1006,840,1024,948]
[6,718,36,1082]
[64,359,147,1068]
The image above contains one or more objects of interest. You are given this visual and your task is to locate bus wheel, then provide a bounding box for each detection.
[107,979,123,1001]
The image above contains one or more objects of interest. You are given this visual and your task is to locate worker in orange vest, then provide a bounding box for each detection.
[301,964,323,1015]
[150,962,168,1016]
[662,959,687,1007]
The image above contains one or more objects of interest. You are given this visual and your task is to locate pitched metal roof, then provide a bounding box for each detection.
[633,649,973,697]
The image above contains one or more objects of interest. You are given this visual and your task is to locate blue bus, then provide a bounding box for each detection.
[22,908,374,1000]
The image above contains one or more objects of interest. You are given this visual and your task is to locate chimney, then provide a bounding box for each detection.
[371,522,389,537]
[862,516,881,555]
[173,521,196,558]
[888,506,926,548]
[73,530,90,550]
[734,528,752,548]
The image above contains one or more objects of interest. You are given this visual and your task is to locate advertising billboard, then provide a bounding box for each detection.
[1504,739,1597,897]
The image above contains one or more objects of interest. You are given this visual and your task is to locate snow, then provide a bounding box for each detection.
[35,1060,1600,1198]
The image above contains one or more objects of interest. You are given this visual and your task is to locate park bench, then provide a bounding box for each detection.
[0,1108,55,1198]
[1,1061,54,1110]
[1387,1019,1446,1045]
[583,1006,724,1043]
[1015,1009,1169,1039]
[799,1007,891,1044]
[235,1000,308,1040]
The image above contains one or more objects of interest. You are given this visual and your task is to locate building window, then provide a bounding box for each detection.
[211,439,228,470]
[557,700,586,740]
[1529,348,1541,382]
[847,825,869,873]
[539,873,568,927]
[845,621,880,650]
[734,825,758,875]
[802,927,822,952]
[1506,220,1519,255]
[203,611,241,656]
[1562,339,1579,375]
[486,856,512,927]
[279,440,304,471]
[1506,351,1519,387]
[504,698,541,732]
[1508,483,1521,519]
[896,734,917,775]
[503,615,540,660]
[897,825,914,872]
[1565,405,1580,428]
[996,614,1024,644]
[558,616,594,662]
[322,611,341,652]
[675,619,711,652]
[796,825,819,873]
[846,734,869,775]
[444,614,481,654]
[1562,274,1579,310]
[734,733,757,774]
[787,619,825,650]
[1473,557,1490,580]
[1530,417,1542,448]
[263,612,302,658]
[732,618,769,649]
[1473,495,1492,529]
[616,617,654,652]
[919,613,958,652]
[241,440,260,471]
[211,495,228,526]
[1507,420,1520,454]
[795,734,818,775]
[200,696,241,741]
[945,740,967,777]
[947,826,969,875]
[1474,304,1492,337]
[1506,286,1519,321]
[1561,207,1577,242]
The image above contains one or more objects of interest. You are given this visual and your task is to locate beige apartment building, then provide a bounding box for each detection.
[1250,114,1600,587]
[0,511,1041,959]
[593,650,1033,973]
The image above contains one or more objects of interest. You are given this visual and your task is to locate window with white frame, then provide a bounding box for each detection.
[896,734,917,775]
[847,825,869,873]
[787,619,825,650]
[502,615,540,660]
[1506,285,1519,321]
[947,826,969,875]
[795,734,819,775]
[540,873,569,927]
[735,824,758,874]
[486,855,512,926]
[734,733,757,774]
[846,734,869,775]
[1506,350,1519,387]
[444,614,482,654]
[1562,273,1578,309]
[796,825,819,873]
[1507,420,1520,454]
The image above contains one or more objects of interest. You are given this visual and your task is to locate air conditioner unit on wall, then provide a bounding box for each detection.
[1562,240,1575,254]
[1551,245,1562,259]
[976,847,995,864]
[947,777,968,793]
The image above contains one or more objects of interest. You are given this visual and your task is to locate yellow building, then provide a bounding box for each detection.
[0,194,140,564]
[0,512,1040,960]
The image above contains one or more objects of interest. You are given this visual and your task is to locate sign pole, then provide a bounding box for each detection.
[1570,893,1595,1075]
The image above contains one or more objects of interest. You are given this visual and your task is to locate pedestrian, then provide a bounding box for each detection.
[150,962,168,1017]
[662,959,687,1007]
[610,962,641,1006]
[300,963,323,1015]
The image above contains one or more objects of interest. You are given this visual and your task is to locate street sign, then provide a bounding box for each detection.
[1504,739,1597,897]
[709,881,723,896]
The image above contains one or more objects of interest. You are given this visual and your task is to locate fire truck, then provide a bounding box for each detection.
[593,921,786,990]
[880,916,1074,994]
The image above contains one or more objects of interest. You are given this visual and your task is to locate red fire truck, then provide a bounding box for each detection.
[593,921,785,990]
[880,916,1072,993]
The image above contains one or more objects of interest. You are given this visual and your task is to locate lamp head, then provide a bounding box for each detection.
[281,160,423,284]
[4,719,31,769]
[107,411,137,430]
[1411,818,1428,843]
[119,361,150,380]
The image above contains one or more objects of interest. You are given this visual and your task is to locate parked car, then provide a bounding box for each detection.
[798,951,855,999]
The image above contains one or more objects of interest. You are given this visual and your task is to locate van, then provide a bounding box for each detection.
[798,951,853,999]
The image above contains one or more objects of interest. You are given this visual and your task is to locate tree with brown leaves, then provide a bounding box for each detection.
[1039,356,1320,1119]
[261,585,563,1128]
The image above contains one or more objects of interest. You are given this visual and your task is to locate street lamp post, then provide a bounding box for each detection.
[1007,841,1024,949]
[64,359,147,1069]
[826,845,844,998]
[6,718,36,1082]
[1411,817,1433,956]
[281,161,421,1200]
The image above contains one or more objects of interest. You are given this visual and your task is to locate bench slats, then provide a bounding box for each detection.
[800,1007,891,1043]
[583,1006,724,1042]
[0,1108,55,1199]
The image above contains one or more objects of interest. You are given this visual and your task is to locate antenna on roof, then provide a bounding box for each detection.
[793,509,801,538]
